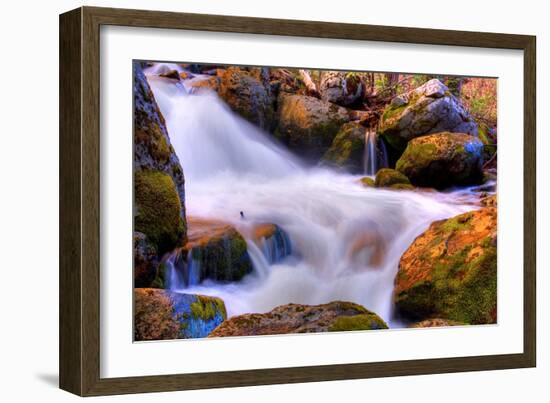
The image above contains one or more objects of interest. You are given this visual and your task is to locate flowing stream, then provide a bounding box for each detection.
[144,67,481,327]
[364,128,388,176]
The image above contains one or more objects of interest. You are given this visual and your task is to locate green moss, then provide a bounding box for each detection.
[375,168,411,188]
[151,262,167,289]
[381,102,407,123]
[189,229,252,282]
[150,131,171,164]
[396,142,438,173]
[322,123,365,170]
[396,230,497,324]
[329,313,388,331]
[440,213,473,233]
[134,170,185,255]
[478,123,497,160]
[389,183,414,190]
[359,177,375,187]
[190,295,227,321]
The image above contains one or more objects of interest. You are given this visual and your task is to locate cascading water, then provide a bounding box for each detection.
[363,128,388,176]
[146,66,480,326]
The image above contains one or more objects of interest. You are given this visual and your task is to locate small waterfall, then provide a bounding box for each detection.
[164,251,186,290]
[258,226,292,264]
[164,248,201,290]
[185,252,202,287]
[364,128,388,176]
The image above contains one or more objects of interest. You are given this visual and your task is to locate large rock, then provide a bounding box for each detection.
[276,94,351,158]
[396,132,484,189]
[319,71,364,106]
[394,207,497,324]
[378,79,478,151]
[134,288,227,340]
[134,170,185,255]
[134,232,158,287]
[218,67,275,131]
[176,217,254,284]
[209,301,387,337]
[133,62,186,216]
[322,122,366,173]
[190,76,220,92]
[374,168,413,189]
[133,62,187,283]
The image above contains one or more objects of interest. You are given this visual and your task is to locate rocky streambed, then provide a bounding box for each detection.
[133,62,498,340]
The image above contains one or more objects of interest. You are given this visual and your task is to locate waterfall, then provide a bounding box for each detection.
[364,128,388,176]
[145,66,480,325]
[258,226,292,264]
[164,251,185,290]
[144,69,303,182]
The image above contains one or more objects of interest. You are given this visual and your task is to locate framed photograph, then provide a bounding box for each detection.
[59,6,536,396]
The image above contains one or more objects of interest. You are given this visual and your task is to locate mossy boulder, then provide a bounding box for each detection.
[218,67,275,131]
[319,71,364,106]
[359,176,375,188]
[394,207,497,324]
[378,79,478,151]
[276,94,351,159]
[134,288,227,340]
[208,301,387,337]
[374,168,412,188]
[322,122,366,173]
[177,217,253,283]
[134,170,185,255]
[395,132,484,189]
[133,62,186,216]
[134,232,158,287]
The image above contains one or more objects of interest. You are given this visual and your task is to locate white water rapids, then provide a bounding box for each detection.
[144,67,481,327]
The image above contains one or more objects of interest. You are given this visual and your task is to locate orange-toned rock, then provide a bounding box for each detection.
[190,76,220,92]
[394,207,497,324]
[409,318,465,328]
[208,301,387,337]
[218,67,275,131]
[182,217,253,283]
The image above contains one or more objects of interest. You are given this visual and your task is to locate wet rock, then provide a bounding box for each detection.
[480,194,497,207]
[134,232,158,288]
[378,79,478,151]
[183,217,253,283]
[409,318,466,328]
[322,122,366,173]
[190,76,220,92]
[359,177,375,188]
[134,288,227,340]
[179,71,194,80]
[134,170,185,255]
[218,67,275,131]
[159,69,181,80]
[133,62,186,219]
[374,168,412,189]
[319,71,364,106]
[209,301,387,337]
[276,94,351,159]
[394,207,497,324]
[396,132,484,189]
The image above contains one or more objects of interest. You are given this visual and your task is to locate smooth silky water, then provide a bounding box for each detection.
[144,66,481,327]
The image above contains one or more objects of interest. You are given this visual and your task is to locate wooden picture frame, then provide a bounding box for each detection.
[59,6,536,396]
